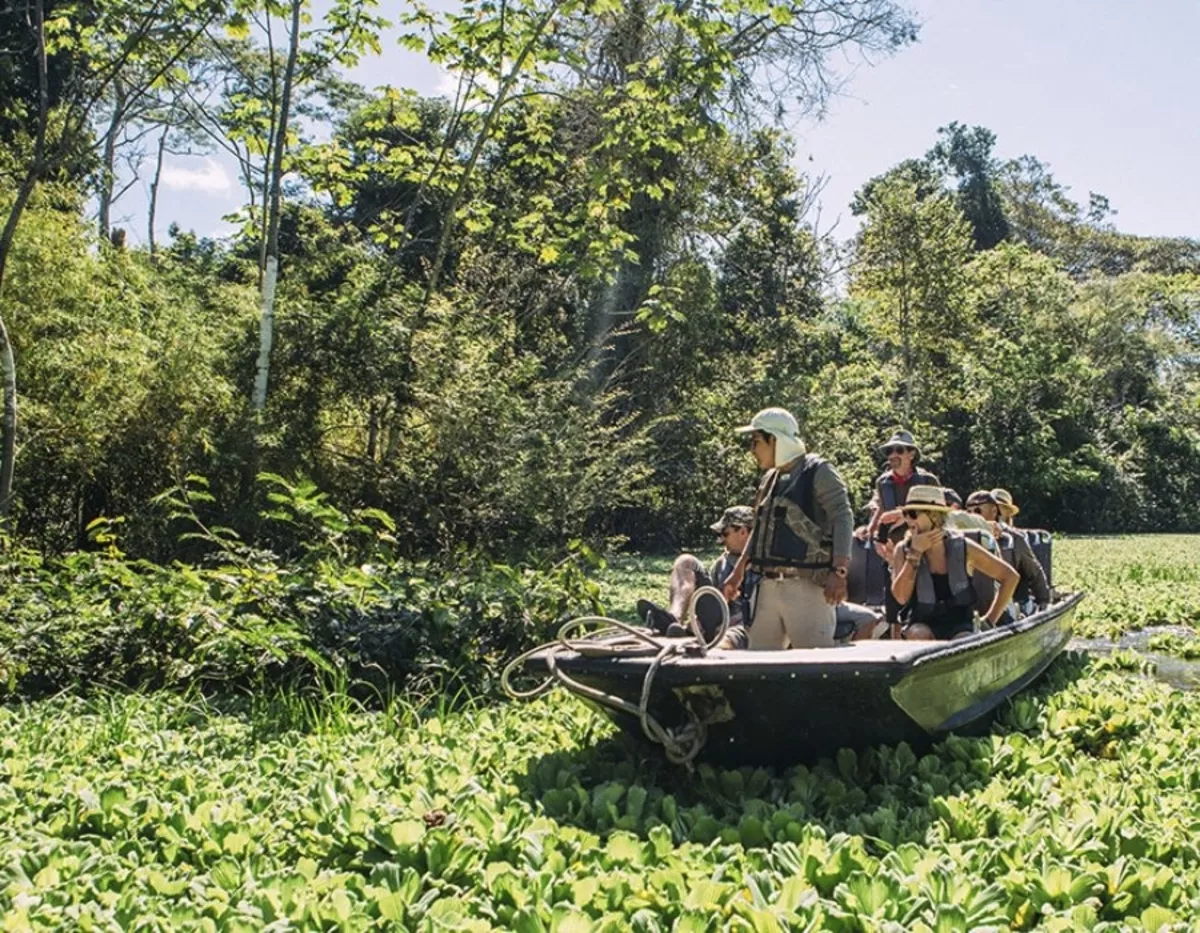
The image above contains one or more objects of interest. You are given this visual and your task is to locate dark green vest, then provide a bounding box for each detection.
[750,456,833,570]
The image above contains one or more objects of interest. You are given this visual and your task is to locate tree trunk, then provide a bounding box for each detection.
[0,0,46,518]
[252,0,302,414]
[97,81,126,241]
[148,125,168,257]
[900,278,913,425]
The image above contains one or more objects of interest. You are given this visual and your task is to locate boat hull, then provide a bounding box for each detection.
[529,593,1081,766]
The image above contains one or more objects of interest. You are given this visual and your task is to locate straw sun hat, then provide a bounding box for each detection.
[990,488,1020,517]
[902,486,952,513]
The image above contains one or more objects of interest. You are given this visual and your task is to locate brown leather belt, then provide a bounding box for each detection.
[755,566,822,580]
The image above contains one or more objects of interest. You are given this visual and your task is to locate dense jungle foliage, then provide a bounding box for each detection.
[0,0,1197,569]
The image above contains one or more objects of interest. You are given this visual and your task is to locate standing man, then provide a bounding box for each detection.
[862,430,941,544]
[723,408,854,649]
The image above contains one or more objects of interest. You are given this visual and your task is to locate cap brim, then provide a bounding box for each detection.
[709,522,726,533]
[734,424,757,434]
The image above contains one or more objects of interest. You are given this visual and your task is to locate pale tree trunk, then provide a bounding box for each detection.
[899,254,913,426]
[252,0,302,414]
[0,171,40,514]
[97,80,126,241]
[0,0,47,518]
[148,126,168,257]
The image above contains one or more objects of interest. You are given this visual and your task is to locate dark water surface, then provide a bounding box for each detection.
[1069,625,1200,691]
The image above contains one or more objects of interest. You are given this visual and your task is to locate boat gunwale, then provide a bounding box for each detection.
[528,592,1083,682]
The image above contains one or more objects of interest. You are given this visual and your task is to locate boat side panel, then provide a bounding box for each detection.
[889,600,1077,733]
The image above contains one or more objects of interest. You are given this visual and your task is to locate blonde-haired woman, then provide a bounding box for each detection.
[891,486,1019,640]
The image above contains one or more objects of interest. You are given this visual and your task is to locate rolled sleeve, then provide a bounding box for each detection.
[814,462,854,561]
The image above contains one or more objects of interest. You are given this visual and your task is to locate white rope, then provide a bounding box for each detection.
[501,587,732,766]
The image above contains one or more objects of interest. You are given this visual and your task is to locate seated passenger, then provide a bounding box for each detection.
[853,431,939,635]
[892,486,1019,640]
[942,486,996,536]
[857,430,940,544]
[966,489,1050,613]
[637,505,757,642]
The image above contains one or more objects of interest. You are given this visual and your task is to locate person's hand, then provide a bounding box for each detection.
[853,525,869,541]
[823,572,847,606]
[872,541,891,562]
[723,571,743,603]
[878,508,903,527]
[910,528,944,555]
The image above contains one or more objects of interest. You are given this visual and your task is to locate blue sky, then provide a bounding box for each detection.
[120,0,1200,245]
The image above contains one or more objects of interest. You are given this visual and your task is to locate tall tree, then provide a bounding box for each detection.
[851,174,973,424]
[223,0,384,416]
[0,0,221,517]
[927,122,1010,251]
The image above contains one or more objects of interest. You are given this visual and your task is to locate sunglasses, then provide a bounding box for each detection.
[902,509,922,520]
[883,446,914,456]
[967,506,984,514]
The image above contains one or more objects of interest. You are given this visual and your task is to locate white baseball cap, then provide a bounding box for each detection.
[735,407,800,441]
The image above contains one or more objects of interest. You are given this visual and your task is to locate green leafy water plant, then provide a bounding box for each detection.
[3,653,1200,931]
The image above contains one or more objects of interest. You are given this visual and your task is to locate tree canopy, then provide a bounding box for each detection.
[1,0,1198,557]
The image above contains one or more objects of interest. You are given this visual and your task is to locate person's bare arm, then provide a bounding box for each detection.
[723,529,755,602]
[965,539,1019,625]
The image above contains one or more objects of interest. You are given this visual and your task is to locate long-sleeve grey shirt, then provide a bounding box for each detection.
[1005,524,1051,606]
[811,460,855,562]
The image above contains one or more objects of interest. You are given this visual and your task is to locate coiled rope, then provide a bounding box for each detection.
[501,586,729,766]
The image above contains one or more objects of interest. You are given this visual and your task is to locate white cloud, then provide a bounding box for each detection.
[161,158,233,194]
[434,66,498,107]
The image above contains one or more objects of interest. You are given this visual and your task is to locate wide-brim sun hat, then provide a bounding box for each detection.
[879,429,920,457]
[903,485,951,512]
[991,488,1020,516]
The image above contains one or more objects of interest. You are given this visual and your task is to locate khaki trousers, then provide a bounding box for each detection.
[748,576,836,649]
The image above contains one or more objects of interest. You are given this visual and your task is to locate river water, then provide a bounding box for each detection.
[1069,625,1200,691]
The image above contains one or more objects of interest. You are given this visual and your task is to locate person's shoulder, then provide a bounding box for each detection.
[945,512,988,533]
[919,468,940,483]
[813,457,848,485]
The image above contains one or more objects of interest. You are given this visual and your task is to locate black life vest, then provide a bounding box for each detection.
[912,532,975,623]
[878,467,940,511]
[750,455,832,569]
